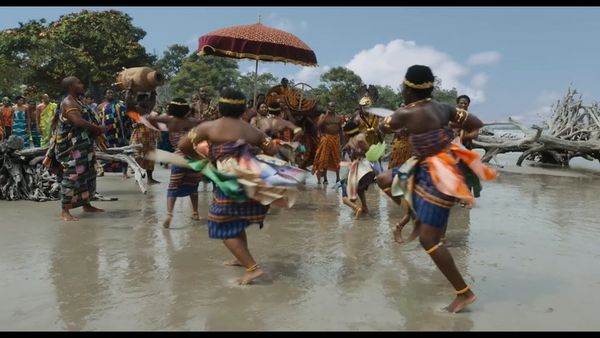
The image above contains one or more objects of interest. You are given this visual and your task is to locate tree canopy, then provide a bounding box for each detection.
[0,10,155,100]
[168,54,240,102]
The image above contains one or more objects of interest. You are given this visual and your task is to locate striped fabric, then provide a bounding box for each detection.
[207,186,269,239]
[411,164,455,228]
[391,127,496,228]
[167,165,203,197]
[409,127,454,158]
[313,133,341,172]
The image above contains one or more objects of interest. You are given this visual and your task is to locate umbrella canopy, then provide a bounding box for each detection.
[197,23,318,67]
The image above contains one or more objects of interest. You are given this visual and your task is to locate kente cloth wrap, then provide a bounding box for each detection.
[167,164,203,197]
[388,134,412,169]
[312,133,341,172]
[98,101,131,172]
[390,127,496,228]
[43,101,98,210]
[39,102,57,147]
[130,124,160,171]
[182,140,303,239]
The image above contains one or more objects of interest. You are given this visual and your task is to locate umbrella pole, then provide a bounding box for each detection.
[253,59,259,109]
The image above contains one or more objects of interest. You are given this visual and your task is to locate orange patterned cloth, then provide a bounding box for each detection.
[388,134,412,169]
[312,133,341,172]
[130,124,160,171]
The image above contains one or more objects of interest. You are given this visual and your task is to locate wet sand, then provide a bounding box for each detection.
[1,159,600,330]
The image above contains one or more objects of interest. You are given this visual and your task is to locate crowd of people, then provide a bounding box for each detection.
[1,64,495,313]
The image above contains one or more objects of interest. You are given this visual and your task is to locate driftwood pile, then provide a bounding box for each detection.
[473,88,600,167]
[0,137,147,201]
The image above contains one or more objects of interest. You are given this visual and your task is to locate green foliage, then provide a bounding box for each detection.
[375,85,403,110]
[432,78,458,105]
[238,72,278,101]
[155,44,190,80]
[169,54,240,101]
[319,67,364,115]
[0,10,155,100]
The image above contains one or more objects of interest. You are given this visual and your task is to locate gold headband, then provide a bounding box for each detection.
[344,128,360,135]
[404,79,434,89]
[268,107,281,112]
[169,101,189,106]
[219,98,245,105]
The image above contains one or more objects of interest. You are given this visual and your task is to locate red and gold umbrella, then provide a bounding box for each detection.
[198,21,318,106]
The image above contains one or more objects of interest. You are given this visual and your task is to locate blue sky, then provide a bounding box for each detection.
[2,6,600,123]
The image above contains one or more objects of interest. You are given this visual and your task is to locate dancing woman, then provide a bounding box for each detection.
[376,65,496,313]
[178,88,299,285]
[146,98,203,228]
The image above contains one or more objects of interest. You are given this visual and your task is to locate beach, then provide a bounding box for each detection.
[0,157,599,330]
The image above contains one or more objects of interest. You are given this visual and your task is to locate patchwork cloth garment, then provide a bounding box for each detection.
[98,101,131,172]
[312,133,341,173]
[43,101,98,210]
[39,102,57,147]
[390,127,496,228]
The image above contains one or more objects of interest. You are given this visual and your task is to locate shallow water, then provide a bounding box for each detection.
[1,162,599,330]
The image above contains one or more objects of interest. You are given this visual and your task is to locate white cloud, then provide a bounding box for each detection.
[289,66,330,85]
[344,39,490,104]
[471,73,488,88]
[467,51,502,66]
[267,13,308,33]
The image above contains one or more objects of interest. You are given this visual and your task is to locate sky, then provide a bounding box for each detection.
[1,6,600,123]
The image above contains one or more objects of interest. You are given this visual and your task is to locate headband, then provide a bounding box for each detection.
[169,101,189,106]
[219,98,245,105]
[403,79,433,89]
[344,127,360,136]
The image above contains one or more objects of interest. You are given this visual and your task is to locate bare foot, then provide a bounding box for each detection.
[191,212,201,221]
[148,178,160,185]
[97,172,104,177]
[445,291,477,313]
[238,268,265,285]
[393,223,405,243]
[223,260,243,267]
[61,210,78,222]
[83,205,104,212]
[163,214,172,228]
[122,173,130,180]
[354,208,363,219]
